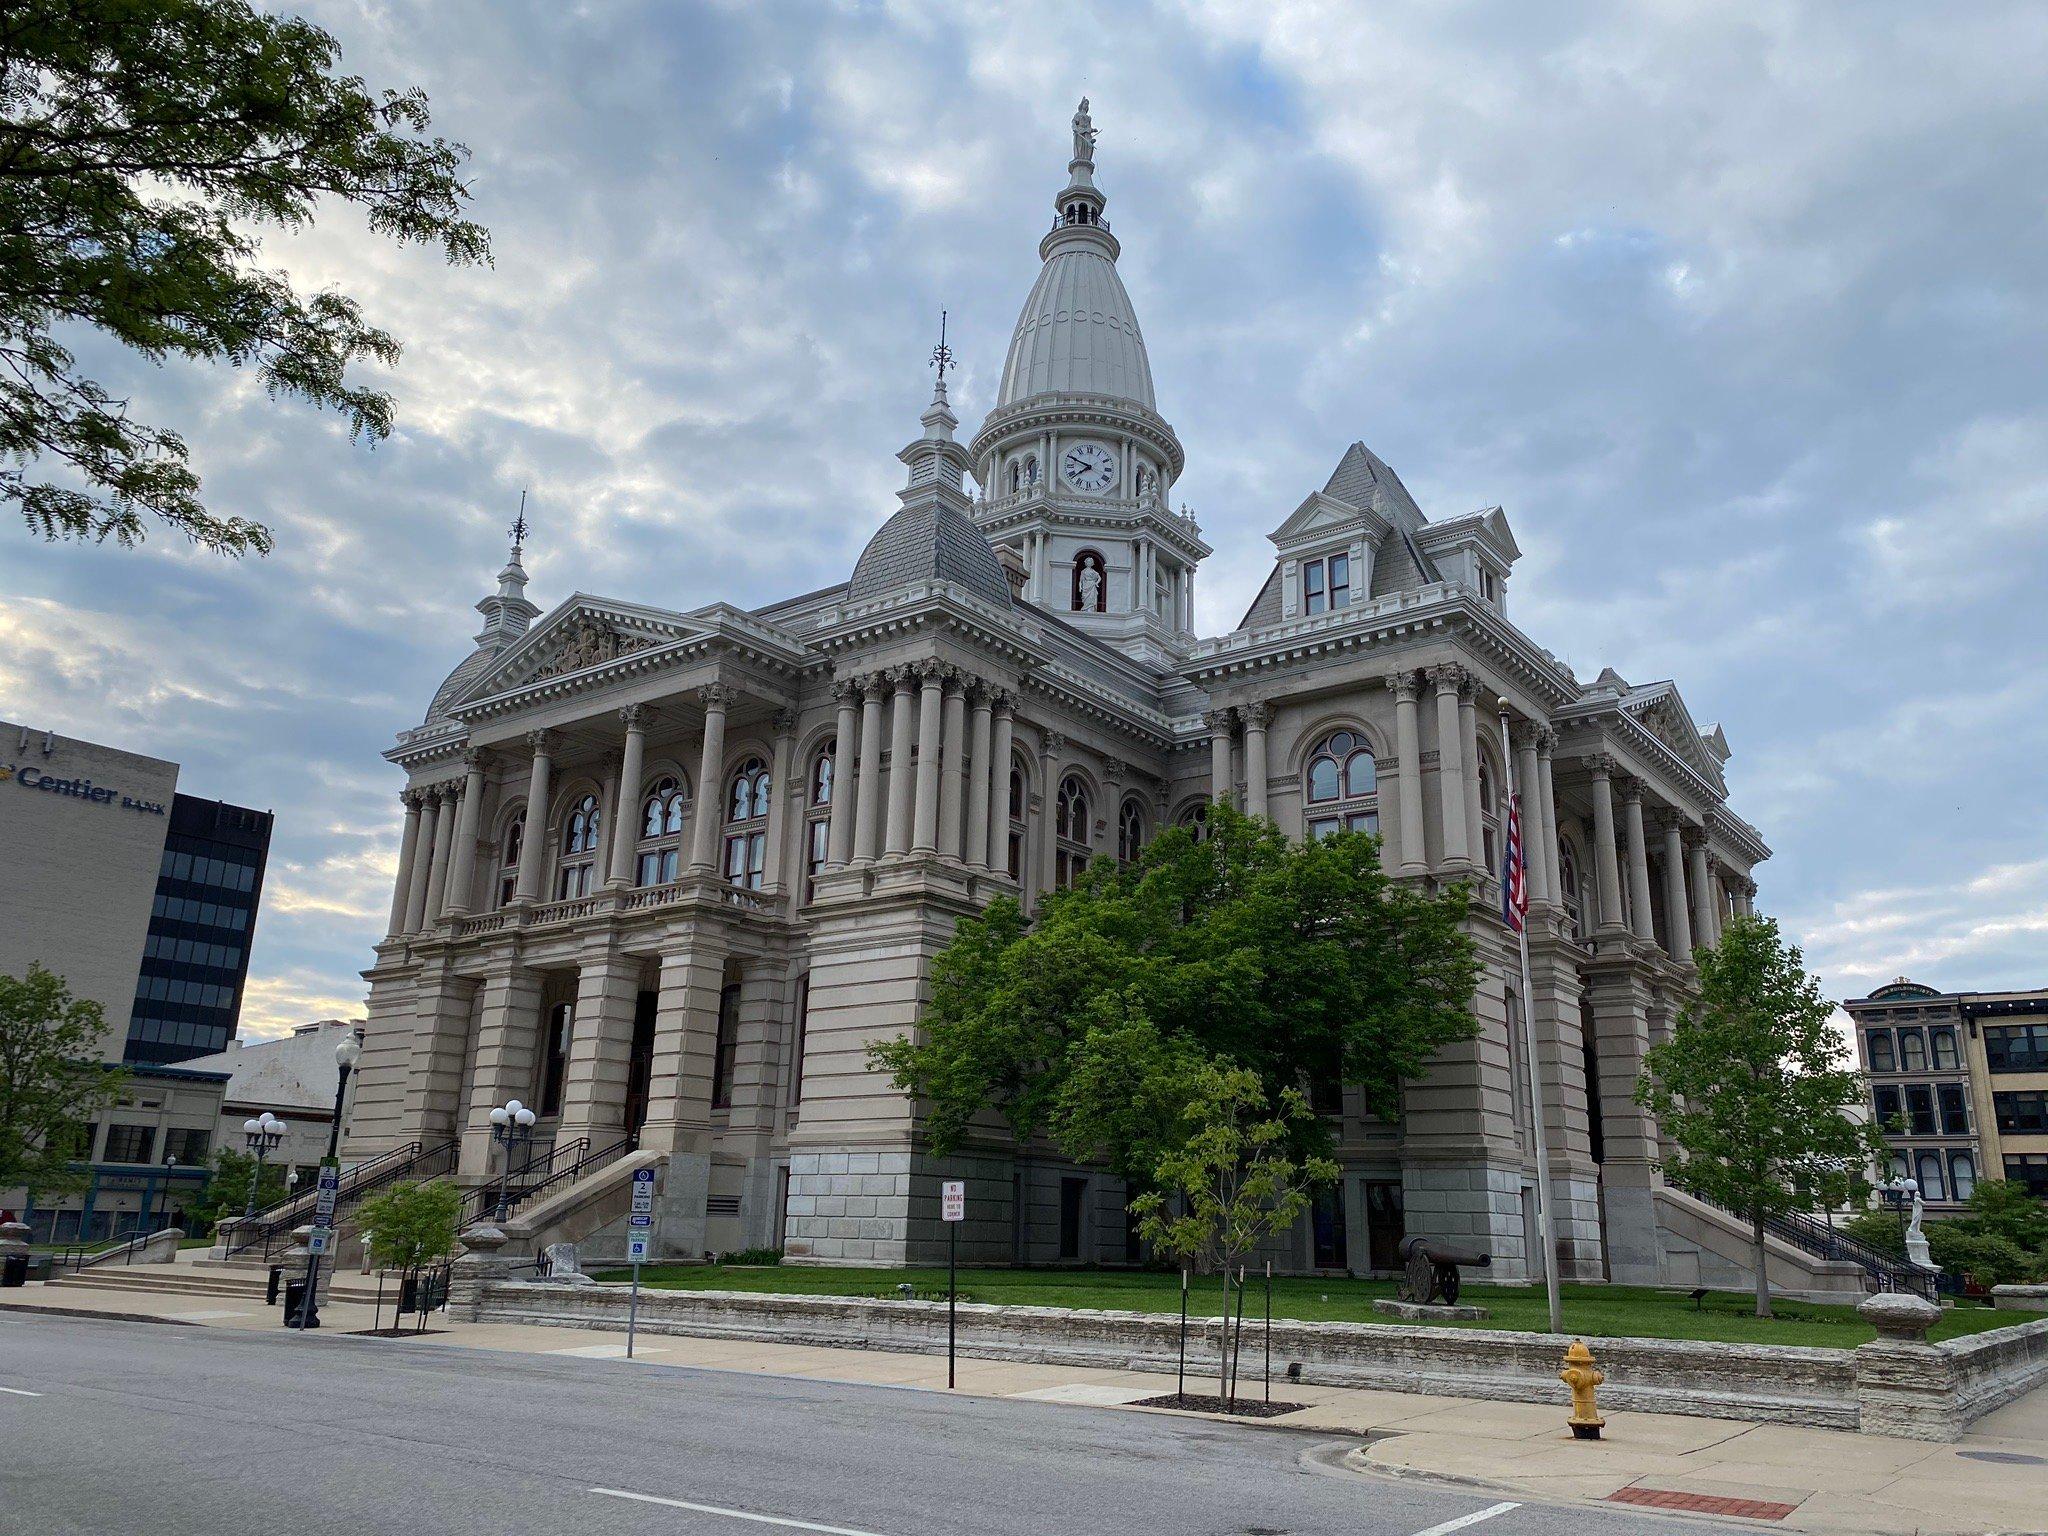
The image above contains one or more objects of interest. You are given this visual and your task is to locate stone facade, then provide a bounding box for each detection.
[345,106,1772,1287]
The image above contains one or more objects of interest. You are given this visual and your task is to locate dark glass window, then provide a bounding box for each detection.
[1058,1177,1087,1260]
[1904,1084,1935,1135]
[1986,1023,2048,1073]
[710,982,741,1109]
[1866,1030,1895,1072]
[539,1003,572,1116]
[1994,1090,2048,1134]
[1930,1027,1960,1070]
[103,1124,156,1163]
[1898,1029,1927,1072]
[2005,1154,2048,1197]
[1937,1082,1970,1134]
[164,1128,210,1164]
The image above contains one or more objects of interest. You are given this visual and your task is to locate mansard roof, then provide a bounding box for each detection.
[847,502,1015,610]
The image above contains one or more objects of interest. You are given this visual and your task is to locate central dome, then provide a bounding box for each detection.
[995,235,1156,411]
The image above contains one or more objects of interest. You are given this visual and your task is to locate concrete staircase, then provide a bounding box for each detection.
[47,1259,385,1306]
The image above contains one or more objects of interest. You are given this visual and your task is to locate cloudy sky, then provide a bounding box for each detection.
[5,0,2045,1039]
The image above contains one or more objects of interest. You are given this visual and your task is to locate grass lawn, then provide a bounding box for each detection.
[591,1263,2025,1349]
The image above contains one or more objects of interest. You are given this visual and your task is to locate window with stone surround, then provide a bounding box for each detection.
[1303,729,1377,841]
[636,775,688,887]
[1950,1151,1978,1200]
[804,742,833,904]
[556,793,600,899]
[1558,839,1586,943]
[1054,774,1091,888]
[497,814,524,907]
[1116,797,1145,865]
[723,758,770,890]
[710,981,741,1109]
[1866,1029,1896,1073]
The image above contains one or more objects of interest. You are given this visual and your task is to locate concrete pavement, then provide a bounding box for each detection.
[4,1280,2045,1534]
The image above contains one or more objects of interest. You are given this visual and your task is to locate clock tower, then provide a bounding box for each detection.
[969,99,1210,664]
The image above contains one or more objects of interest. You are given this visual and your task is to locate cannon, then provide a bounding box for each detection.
[1397,1235,1491,1306]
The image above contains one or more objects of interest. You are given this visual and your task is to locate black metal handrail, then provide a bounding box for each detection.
[458,1136,589,1226]
[52,1231,151,1273]
[1691,1190,1936,1299]
[225,1137,460,1260]
[464,1134,637,1227]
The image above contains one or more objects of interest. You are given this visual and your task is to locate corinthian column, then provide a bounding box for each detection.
[420,781,457,922]
[986,691,1016,875]
[688,685,733,875]
[1039,729,1065,897]
[1687,830,1715,953]
[1662,815,1694,959]
[1385,673,1426,875]
[1588,754,1625,933]
[883,668,917,856]
[911,663,946,855]
[826,681,859,869]
[938,670,967,858]
[1204,709,1235,808]
[387,790,423,937]
[403,789,440,932]
[1459,678,1484,865]
[1243,702,1271,818]
[605,707,647,889]
[1534,727,1561,904]
[512,731,554,903]
[762,708,797,893]
[963,681,993,868]
[1621,778,1655,942]
[444,749,488,915]
[1512,725,1549,904]
[1430,665,1470,869]
[852,674,887,866]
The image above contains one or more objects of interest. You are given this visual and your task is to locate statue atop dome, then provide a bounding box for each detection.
[1071,98,1096,165]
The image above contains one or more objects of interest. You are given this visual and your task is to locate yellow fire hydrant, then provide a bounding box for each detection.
[1560,1338,1606,1440]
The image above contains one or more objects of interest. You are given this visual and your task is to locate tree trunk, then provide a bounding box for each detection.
[1218,1267,1231,1401]
[1751,1208,1772,1319]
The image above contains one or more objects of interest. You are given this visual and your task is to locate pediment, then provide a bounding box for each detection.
[1622,683,1727,785]
[452,596,700,707]
[1269,490,1391,549]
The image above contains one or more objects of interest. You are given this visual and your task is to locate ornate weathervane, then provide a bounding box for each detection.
[929,308,954,387]
[510,489,530,549]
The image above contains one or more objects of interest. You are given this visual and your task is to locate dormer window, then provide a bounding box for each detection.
[1302,553,1350,615]
[1480,567,1500,603]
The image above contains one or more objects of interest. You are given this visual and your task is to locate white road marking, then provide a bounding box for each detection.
[1407,1503,1521,1536]
[590,1487,900,1536]
[0,1386,42,1397]
[548,1343,669,1359]
[1008,1383,1158,1406]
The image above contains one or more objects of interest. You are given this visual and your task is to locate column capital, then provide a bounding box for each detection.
[990,687,1017,718]
[461,746,489,771]
[1244,700,1272,729]
[1041,729,1067,757]
[771,706,799,735]
[1683,825,1711,854]
[525,728,556,755]
[1617,774,1645,805]
[1383,670,1419,702]
[830,677,861,706]
[1508,719,1542,752]
[1535,724,1559,755]
[1201,707,1236,733]
[1587,751,1621,781]
[862,671,893,703]
[916,657,947,685]
[966,676,995,706]
[698,682,736,711]
[401,786,425,810]
[617,703,647,730]
[1427,661,1466,694]
[1102,756,1128,783]
[889,664,918,691]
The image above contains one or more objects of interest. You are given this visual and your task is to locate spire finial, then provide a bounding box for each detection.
[1071,97,1096,167]
[509,489,529,551]
[929,308,953,387]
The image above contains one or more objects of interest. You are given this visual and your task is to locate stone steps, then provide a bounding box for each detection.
[47,1265,384,1305]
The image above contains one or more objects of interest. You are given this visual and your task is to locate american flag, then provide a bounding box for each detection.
[1502,792,1530,934]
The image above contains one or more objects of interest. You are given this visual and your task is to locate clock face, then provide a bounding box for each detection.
[1060,441,1117,494]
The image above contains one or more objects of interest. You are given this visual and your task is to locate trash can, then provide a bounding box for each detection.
[1,1253,28,1288]
[266,1265,283,1305]
[282,1278,319,1328]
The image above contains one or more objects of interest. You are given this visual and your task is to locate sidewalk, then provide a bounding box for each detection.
[5,1281,2044,1535]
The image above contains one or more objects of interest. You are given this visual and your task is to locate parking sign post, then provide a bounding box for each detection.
[627,1168,656,1358]
[941,1179,965,1388]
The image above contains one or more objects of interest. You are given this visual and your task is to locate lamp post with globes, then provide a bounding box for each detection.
[294,1032,364,1331]
[488,1100,538,1221]
[241,1112,288,1222]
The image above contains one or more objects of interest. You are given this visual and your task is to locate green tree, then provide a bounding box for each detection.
[1,0,490,554]
[1960,1178,2048,1256]
[870,808,1479,1183]
[356,1178,462,1328]
[1130,1065,1337,1406]
[184,1146,287,1237]
[0,964,124,1197]
[1636,915,1888,1317]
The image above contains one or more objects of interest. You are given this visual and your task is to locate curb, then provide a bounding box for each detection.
[0,1301,199,1328]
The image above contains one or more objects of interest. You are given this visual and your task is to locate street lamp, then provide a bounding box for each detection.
[1881,1176,1919,1251]
[294,1031,364,1332]
[241,1112,288,1221]
[488,1099,537,1221]
[153,1155,178,1236]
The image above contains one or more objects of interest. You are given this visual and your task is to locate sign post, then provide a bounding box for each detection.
[627,1168,656,1359]
[941,1179,965,1389]
[297,1164,340,1332]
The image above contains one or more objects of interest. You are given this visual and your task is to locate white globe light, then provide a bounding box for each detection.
[489,1107,509,1126]
[514,1107,537,1127]
[505,1099,524,1115]
[244,1118,262,1136]
[335,1035,362,1068]
[273,1121,288,1137]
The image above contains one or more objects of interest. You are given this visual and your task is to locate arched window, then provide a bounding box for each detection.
[724,757,770,889]
[1558,839,1586,944]
[1899,1030,1928,1072]
[1178,800,1209,841]
[1007,766,1028,881]
[1915,1151,1947,1203]
[635,776,688,887]
[1931,1027,1960,1071]
[1008,461,1021,494]
[1303,729,1378,841]
[496,814,525,908]
[1021,454,1038,489]
[1054,775,1090,888]
[804,741,834,903]
[1477,756,1501,874]
[556,793,600,899]
[1117,798,1145,865]
[1950,1151,1978,1201]
[1071,548,1107,613]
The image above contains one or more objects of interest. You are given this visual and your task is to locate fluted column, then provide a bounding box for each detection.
[986,691,1016,876]
[912,663,946,855]
[387,790,424,936]
[826,681,859,868]
[605,706,647,889]
[937,670,968,858]
[763,708,797,893]
[1662,816,1695,959]
[1686,831,1715,952]
[1459,679,1484,868]
[402,789,440,932]
[1588,754,1625,933]
[512,731,554,903]
[1621,778,1655,941]
[1512,725,1549,904]
[1204,709,1234,807]
[852,674,887,865]
[1385,673,1426,875]
[964,682,993,868]
[1534,727,1561,905]
[1039,729,1065,896]
[688,684,733,875]
[420,781,457,923]
[883,669,917,856]
[1430,665,1470,869]
[1243,702,1271,819]
[444,749,488,915]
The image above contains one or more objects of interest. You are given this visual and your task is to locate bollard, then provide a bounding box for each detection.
[1559,1338,1606,1440]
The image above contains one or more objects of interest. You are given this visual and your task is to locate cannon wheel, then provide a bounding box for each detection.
[1400,1249,1431,1305]
[1441,1266,1461,1306]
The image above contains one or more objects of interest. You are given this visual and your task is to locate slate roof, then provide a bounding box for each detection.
[847,503,1014,610]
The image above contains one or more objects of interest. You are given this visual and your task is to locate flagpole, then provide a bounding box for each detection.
[1499,707,1564,1335]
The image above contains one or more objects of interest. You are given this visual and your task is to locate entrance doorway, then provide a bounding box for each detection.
[622,990,656,1144]
[1311,1185,1347,1269]
[1365,1180,1405,1271]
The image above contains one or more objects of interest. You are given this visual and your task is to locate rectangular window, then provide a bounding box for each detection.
[805,819,830,904]
[1994,1089,2048,1134]
[724,831,765,890]
[103,1124,156,1163]
[2005,1153,2048,1198]
[539,1003,572,1117]
[1937,1082,1970,1134]
[710,982,741,1110]
[791,976,810,1107]
[1302,558,1326,615]
[1327,552,1350,608]
[1312,1184,1348,1269]
[1058,1177,1087,1260]
[1986,1023,2048,1073]
[1904,1084,1936,1135]
[637,848,678,888]
[165,1128,211,1164]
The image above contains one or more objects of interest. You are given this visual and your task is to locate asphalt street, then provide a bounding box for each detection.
[0,1311,1729,1536]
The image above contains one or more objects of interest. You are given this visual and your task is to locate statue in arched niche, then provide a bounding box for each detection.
[1074,551,1105,613]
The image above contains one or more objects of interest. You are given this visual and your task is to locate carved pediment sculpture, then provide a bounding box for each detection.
[533,616,653,681]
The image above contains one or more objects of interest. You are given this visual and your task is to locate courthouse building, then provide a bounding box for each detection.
[347,107,1790,1287]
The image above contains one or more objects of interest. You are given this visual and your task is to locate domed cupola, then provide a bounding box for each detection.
[969,100,1208,665]
[423,518,541,723]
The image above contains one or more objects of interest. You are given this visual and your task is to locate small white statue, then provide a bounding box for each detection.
[1904,1187,1933,1268]
[1072,98,1096,163]
[1076,555,1103,611]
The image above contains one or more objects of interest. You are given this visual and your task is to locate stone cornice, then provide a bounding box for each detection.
[968,392,1187,482]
